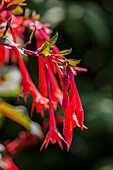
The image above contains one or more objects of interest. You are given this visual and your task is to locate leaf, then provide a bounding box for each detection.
[5,0,26,11]
[55,48,72,56]
[0,102,44,138]
[39,41,50,57]
[2,17,12,37]
[64,60,69,67]
[11,6,24,15]
[48,32,58,46]
[65,59,81,67]
[59,56,66,60]
[32,14,40,21]
[28,26,37,44]
[24,8,31,19]
[0,102,30,130]
[6,0,26,8]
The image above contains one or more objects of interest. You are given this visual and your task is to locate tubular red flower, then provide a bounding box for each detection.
[62,69,69,113]
[10,27,49,117]
[44,57,63,104]
[36,39,47,97]
[40,65,68,150]
[68,67,84,130]
[0,45,5,68]
[63,100,73,151]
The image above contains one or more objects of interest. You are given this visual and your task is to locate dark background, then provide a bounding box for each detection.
[1,0,113,169]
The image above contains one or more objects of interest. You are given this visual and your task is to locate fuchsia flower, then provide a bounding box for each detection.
[40,65,68,150]
[0,11,25,66]
[68,67,84,130]
[0,45,5,68]
[36,39,48,97]
[35,35,63,104]
[9,27,49,117]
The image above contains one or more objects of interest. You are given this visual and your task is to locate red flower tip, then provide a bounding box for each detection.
[73,66,88,72]
[31,95,49,118]
[75,109,84,130]
[40,128,68,151]
[0,45,5,68]
[63,128,73,151]
[72,113,88,130]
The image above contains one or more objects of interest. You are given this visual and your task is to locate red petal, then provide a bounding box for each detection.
[0,45,5,68]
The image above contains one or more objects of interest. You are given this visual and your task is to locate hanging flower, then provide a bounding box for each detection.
[40,65,68,150]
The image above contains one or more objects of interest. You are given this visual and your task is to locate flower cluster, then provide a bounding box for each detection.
[0,0,87,163]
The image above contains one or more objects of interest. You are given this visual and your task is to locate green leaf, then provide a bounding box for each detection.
[59,56,66,60]
[32,14,40,21]
[55,48,72,56]
[39,41,50,57]
[0,102,31,130]
[0,102,44,138]
[48,32,58,46]
[6,0,26,7]
[64,60,69,67]
[11,6,24,15]
[24,8,31,19]
[28,26,37,44]
[65,59,81,67]
[2,17,12,37]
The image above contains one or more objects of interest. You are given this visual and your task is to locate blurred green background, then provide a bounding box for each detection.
[1,0,113,169]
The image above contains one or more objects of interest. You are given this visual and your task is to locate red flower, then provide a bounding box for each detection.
[71,112,88,129]
[45,57,63,104]
[35,35,63,104]
[0,45,5,68]
[36,39,47,97]
[17,51,49,117]
[40,65,68,150]
[63,101,73,151]
[68,67,84,130]
[10,27,49,117]
[0,157,18,170]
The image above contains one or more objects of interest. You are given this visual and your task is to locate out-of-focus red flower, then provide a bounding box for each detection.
[0,0,26,12]
[0,157,18,170]
[0,45,5,68]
